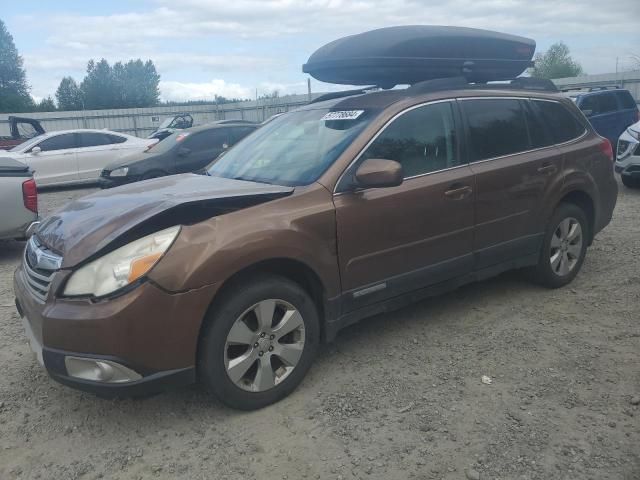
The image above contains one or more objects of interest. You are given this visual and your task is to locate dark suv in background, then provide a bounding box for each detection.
[99,122,257,188]
[564,88,639,152]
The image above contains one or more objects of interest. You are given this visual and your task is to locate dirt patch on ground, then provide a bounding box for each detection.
[0,183,638,480]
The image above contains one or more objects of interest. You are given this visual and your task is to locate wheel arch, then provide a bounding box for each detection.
[556,189,596,244]
[197,257,330,355]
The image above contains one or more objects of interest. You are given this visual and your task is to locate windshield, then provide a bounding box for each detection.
[207,108,375,186]
[9,135,43,152]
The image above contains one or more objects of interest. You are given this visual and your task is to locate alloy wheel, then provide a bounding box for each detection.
[224,299,305,392]
[549,217,583,276]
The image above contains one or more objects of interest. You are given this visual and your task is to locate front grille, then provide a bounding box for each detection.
[22,237,62,303]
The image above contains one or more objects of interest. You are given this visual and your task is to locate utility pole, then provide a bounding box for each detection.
[307,78,312,102]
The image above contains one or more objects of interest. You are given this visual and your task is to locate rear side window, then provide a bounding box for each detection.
[615,91,637,110]
[532,100,585,144]
[107,134,127,144]
[183,129,228,151]
[36,133,79,152]
[598,93,618,113]
[362,101,460,177]
[78,132,113,147]
[523,101,553,148]
[580,93,618,115]
[229,126,256,144]
[461,99,529,162]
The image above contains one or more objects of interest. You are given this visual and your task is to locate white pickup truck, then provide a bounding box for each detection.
[0,157,39,240]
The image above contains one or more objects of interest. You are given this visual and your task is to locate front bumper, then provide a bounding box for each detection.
[14,265,218,397]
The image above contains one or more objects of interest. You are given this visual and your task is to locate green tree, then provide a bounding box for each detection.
[113,59,160,108]
[81,59,117,109]
[55,76,84,110]
[35,96,56,112]
[531,42,584,79]
[80,58,160,109]
[0,19,34,112]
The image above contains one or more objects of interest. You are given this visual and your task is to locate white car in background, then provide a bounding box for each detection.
[615,120,640,189]
[7,129,157,187]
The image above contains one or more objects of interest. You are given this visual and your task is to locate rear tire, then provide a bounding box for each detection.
[621,175,640,189]
[529,203,588,289]
[198,274,320,410]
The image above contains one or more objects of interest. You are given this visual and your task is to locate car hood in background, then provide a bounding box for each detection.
[36,174,294,268]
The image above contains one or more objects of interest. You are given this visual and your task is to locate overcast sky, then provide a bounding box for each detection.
[4,0,640,102]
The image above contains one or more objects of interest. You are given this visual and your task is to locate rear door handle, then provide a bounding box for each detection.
[444,185,472,200]
[537,163,557,175]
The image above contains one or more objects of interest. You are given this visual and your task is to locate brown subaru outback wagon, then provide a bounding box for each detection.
[14,79,617,409]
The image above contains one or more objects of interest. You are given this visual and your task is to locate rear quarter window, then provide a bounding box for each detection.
[532,100,586,144]
[615,91,637,110]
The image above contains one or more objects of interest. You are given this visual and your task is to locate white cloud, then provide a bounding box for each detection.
[160,79,253,101]
[15,0,640,99]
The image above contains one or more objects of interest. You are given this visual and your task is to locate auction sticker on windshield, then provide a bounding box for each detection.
[322,110,365,121]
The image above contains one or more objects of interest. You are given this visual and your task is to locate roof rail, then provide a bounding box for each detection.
[408,76,558,94]
[507,77,558,92]
[309,87,375,104]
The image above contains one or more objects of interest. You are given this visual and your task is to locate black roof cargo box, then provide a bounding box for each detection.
[303,26,535,86]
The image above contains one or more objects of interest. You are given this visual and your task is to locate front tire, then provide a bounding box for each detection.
[198,274,320,410]
[529,203,588,289]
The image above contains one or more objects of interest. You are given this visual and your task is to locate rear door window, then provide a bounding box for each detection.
[461,99,529,162]
[522,100,554,149]
[183,129,228,152]
[78,132,113,147]
[361,101,460,177]
[36,133,79,152]
[229,126,257,144]
[532,100,586,144]
[598,93,618,114]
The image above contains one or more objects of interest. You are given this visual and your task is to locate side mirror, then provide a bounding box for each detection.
[177,147,191,157]
[354,158,404,189]
[31,146,41,154]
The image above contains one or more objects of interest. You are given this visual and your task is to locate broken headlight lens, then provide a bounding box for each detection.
[63,226,180,297]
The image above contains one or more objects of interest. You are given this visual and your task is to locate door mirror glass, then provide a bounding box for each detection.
[31,146,41,154]
[177,147,191,157]
[354,158,403,189]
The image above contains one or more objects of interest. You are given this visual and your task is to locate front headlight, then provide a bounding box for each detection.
[110,167,129,177]
[627,128,640,141]
[63,226,180,297]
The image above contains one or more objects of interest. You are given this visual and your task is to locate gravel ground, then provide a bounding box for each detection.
[0,183,638,480]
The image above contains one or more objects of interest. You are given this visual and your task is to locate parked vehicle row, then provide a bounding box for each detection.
[13,26,618,410]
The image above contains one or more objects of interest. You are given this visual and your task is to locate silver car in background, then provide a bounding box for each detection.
[615,120,640,189]
[7,129,157,187]
[0,157,39,241]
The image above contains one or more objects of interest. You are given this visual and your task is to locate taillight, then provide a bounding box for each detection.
[598,137,614,162]
[22,178,38,213]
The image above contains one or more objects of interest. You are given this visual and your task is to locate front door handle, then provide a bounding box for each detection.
[537,163,557,175]
[444,185,472,200]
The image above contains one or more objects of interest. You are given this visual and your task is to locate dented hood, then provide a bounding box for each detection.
[36,174,293,268]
